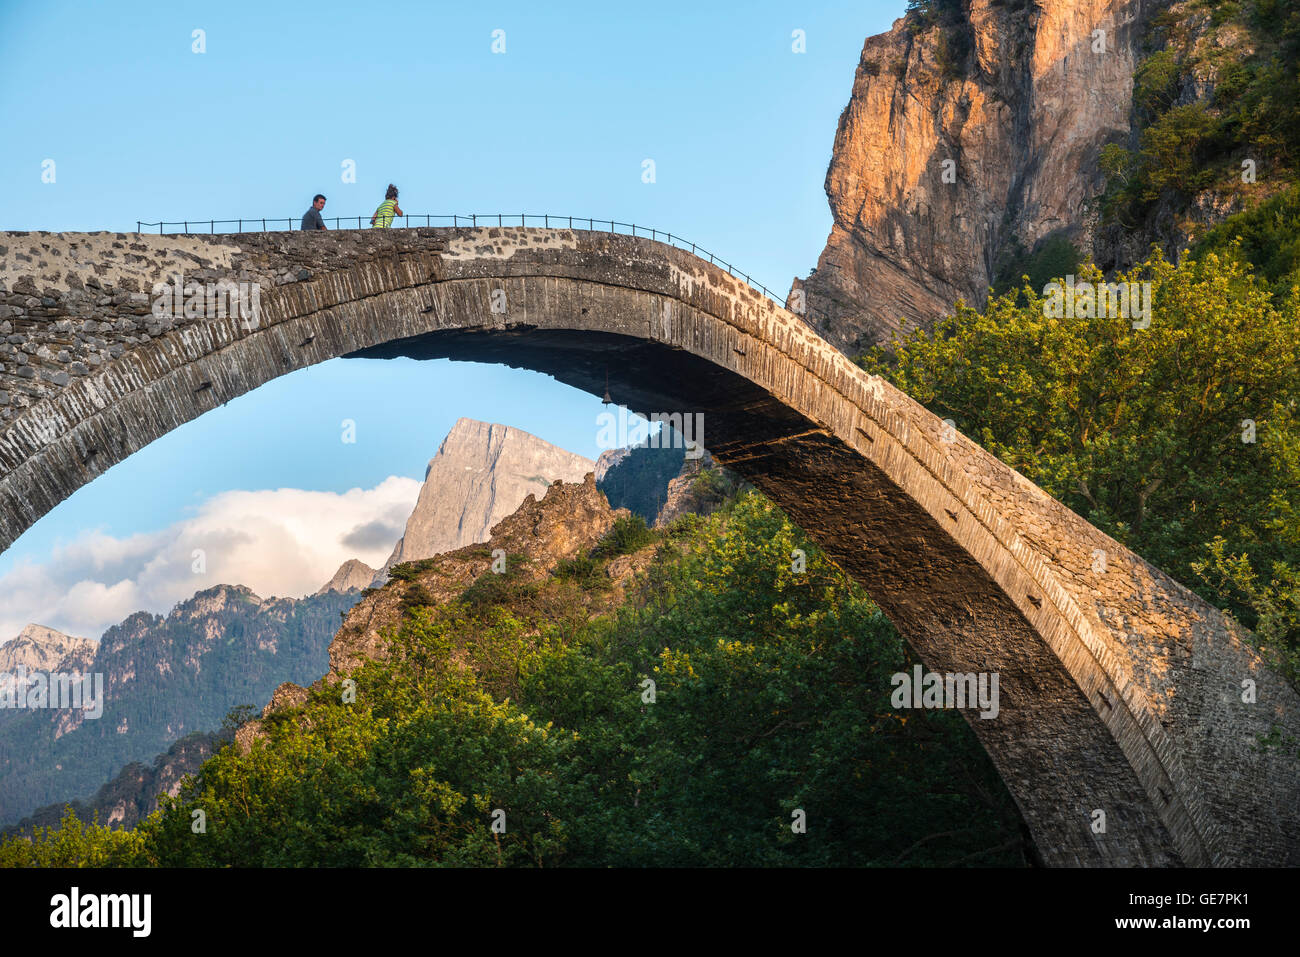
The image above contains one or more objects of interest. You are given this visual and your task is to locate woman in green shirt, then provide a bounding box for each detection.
[370,184,404,228]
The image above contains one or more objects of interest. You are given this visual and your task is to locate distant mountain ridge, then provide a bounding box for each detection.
[5,729,228,836]
[0,583,358,825]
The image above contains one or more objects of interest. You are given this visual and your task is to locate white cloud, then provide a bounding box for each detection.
[0,477,420,645]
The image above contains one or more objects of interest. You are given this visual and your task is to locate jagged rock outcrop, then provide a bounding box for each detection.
[796,0,1152,352]
[652,451,739,528]
[315,559,376,595]
[343,473,627,678]
[0,623,95,673]
[375,418,594,583]
[239,473,635,749]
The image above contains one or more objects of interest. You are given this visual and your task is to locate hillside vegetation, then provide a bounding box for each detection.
[863,249,1300,686]
[1,493,1028,867]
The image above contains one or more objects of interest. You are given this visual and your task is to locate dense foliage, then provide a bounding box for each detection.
[1100,0,1300,242]
[863,250,1300,683]
[1,494,1027,867]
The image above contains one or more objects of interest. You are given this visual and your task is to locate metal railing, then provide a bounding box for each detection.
[134,213,800,310]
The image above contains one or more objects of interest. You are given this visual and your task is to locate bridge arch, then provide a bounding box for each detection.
[1,226,1297,866]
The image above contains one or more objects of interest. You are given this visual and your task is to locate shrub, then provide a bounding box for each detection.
[554,553,607,590]
[388,559,438,583]
[592,515,657,560]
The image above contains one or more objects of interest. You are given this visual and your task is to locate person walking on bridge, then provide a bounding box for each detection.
[301,194,328,231]
[370,184,404,228]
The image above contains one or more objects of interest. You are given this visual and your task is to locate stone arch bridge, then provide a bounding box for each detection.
[0,226,1296,866]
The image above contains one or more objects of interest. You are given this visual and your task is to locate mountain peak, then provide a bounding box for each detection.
[0,624,96,673]
[377,420,594,581]
[316,559,376,596]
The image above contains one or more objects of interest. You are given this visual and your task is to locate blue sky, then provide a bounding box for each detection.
[0,0,906,631]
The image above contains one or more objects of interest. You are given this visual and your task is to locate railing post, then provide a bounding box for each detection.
[135,221,141,234]
[183,221,188,234]
[262,219,266,232]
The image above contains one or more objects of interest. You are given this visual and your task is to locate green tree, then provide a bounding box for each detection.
[864,249,1300,680]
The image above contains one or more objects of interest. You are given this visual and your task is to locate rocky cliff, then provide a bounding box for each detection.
[376,418,594,582]
[596,439,685,524]
[796,0,1154,352]
[651,450,743,529]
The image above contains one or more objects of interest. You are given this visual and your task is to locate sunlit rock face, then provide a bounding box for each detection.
[796,0,1147,352]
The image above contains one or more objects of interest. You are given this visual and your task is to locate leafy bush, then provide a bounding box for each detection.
[992,233,1083,298]
[400,582,436,611]
[459,554,535,612]
[1194,182,1300,295]
[388,559,438,583]
[554,553,607,591]
[592,515,657,559]
[865,249,1300,676]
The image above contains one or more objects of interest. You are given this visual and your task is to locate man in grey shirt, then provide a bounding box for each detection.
[301,194,328,231]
